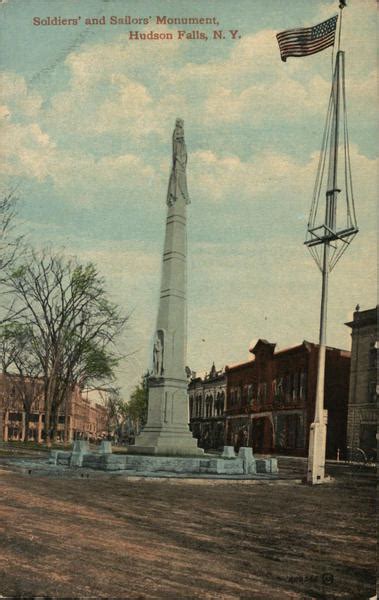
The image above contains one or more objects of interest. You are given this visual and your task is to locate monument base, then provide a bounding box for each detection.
[50,446,279,477]
[131,426,203,457]
[133,378,204,456]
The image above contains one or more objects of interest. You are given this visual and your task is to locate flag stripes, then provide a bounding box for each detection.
[276,15,338,62]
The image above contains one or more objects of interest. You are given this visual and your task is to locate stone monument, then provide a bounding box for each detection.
[49,121,278,478]
[132,118,203,456]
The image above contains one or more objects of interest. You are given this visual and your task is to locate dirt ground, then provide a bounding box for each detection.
[0,459,376,600]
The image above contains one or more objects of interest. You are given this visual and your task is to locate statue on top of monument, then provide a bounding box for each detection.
[167,118,190,206]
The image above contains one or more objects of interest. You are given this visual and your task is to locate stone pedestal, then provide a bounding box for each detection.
[221,446,236,458]
[307,414,328,484]
[99,441,112,454]
[133,379,202,456]
[70,440,90,467]
[238,447,256,474]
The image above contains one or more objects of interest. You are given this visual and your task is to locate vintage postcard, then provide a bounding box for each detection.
[0,0,376,598]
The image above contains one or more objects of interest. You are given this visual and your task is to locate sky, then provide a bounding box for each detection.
[0,0,377,397]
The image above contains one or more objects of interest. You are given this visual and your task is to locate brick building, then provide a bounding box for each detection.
[189,340,350,458]
[0,373,108,443]
[345,306,377,455]
[188,363,226,450]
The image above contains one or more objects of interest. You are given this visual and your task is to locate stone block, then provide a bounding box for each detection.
[238,447,254,460]
[70,440,90,467]
[221,446,236,458]
[102,454,128,471]
[238,447,256,474]
[49,450,58,465]
[56,452,71,466]
[255,458,278,474]
[72,440,89,453]
[99,441,112,454]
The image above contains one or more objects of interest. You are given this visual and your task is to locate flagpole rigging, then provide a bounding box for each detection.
[276,4,357,483]
[304,0,358,484]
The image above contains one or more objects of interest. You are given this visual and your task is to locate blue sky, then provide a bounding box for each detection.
[0,0,377,396]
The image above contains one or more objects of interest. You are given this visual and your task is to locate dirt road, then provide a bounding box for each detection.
[0,464,375,599]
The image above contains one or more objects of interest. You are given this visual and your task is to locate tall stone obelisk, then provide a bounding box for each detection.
[133,119,203,456]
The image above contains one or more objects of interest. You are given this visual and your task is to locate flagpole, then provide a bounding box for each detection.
[276,1,358,485]
[306,1,346,485]
[337,1,346,52]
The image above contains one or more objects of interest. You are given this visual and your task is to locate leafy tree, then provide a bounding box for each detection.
[4,249,127,444]
[127,375,148,435]
[104,387,129,440]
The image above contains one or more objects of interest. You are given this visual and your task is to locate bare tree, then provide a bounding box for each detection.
[5,249,127,445]
[0,191,23,324]
[0,191,19,270]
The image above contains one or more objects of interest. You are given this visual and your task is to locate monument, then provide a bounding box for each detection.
[49,120,278,477]
[132,118,203,456]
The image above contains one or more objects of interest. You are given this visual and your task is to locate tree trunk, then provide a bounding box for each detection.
[23,410,31,442]
[51,403,58,443]
[44,401,51,447]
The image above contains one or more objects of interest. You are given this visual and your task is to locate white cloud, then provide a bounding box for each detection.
[0,72,42,118]
[190,145,376,221]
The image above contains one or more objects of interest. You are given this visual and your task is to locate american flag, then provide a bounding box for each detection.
[276,15,338,62]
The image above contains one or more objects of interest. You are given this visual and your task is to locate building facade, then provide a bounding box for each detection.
[0,373,108,443]
[345,306,377,455]
[189,340,350,458]
[188,363,226,450]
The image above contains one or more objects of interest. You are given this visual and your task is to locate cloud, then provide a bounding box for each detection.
[42,31,187,139]
[0,1,376,396]
[190,145,376,221]
[0,72,42,118]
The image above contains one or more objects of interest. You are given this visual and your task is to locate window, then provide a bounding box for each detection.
[369,342,377,369]
[300,371,307,399]
[258,382,267,402]
[9,412,22,421]
[293,373,299,400]
[243,385,249,404]
[248,384,254,402]
[368,381,377,403]
[219,391,225,414]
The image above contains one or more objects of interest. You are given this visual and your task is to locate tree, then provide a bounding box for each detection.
[0,191,20,273]
[5,249,127,445]
[0,322,42,441]
[0,191,23,323]
[127,375,148,436]
[104,387,129,440]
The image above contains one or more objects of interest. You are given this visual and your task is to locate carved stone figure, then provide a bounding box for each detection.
[167,118,190,206]
[153,330,164,376]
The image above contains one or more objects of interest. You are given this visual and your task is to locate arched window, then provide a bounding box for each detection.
[219,391,225,415]
[195,394,202,417]
[300,371,307,399]
[205,394,214,418]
